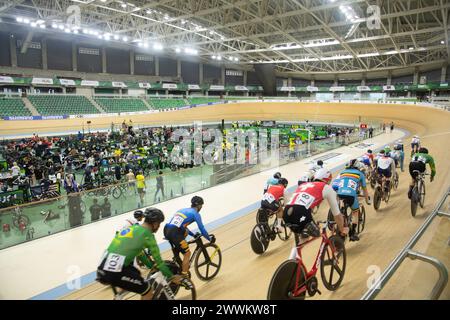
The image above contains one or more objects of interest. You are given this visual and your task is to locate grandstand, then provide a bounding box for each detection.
[0,97,31,117]
[148,98,187,110]
[94,98,149,113]
[28,95,99,116]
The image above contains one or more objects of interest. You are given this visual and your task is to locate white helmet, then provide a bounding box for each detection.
[313,168,332,184]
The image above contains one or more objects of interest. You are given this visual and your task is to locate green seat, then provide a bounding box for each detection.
[28,95,99,115]
[95,98,148,113]
[187,97,221,105]
[0,97,31,117]
[148,98,187,110]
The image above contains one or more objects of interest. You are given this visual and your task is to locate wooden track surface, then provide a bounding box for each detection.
[6,102,448,300]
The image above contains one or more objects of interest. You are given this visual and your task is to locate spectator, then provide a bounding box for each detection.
[390,121,394,133]
[101,197,112,218]
[135,170,146,205]
[68,192,83,227]
[89,198,102,222]
[369,126,374,138]
[125,169,136,193]
[383,123,386,132]
[154,171,165,202]
[10,162,21,178]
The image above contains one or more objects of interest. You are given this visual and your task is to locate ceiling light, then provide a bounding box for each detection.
[51,23,57,28]
[137,42,143,47]
[409,47,414,50]
[16,17,23,23]
[40,24,46,29]
[23,18,30,24]
[98,34,103,39]
[234,57,239,62]
[73,29,78,33]
[122,36,128,42]
[121,3,127,8]
[64,28,71,33]
[82,29,88,34]
[36,20,44,24]
[100,0,106,2]
[153,43,163,50]
[441,40,445,44]
[58,24,64,30]
[250,60,254,63]
[209,31,214,35]
[114,35,119,40]
[175,47,181,53]
[143,43,149,48]
[228,57,233,61]
[217,56,222,60]
[181,20,186,24]
[212,55,216,59]
[30,22,37,27]
[146,10,152,14]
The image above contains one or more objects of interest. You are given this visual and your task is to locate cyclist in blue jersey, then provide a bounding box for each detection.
[164,196,215,277]
[263,172,282,194]
[336,159,371,241]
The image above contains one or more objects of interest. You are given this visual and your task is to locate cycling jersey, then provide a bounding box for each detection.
[377,156,394,170]
[264,177,279,191]
[336,169,366,210]
[331,177,341,192]
[100,224,172,278]
[411,138,420,145]
[263,184,285,202]
[166,208,211,241]
[360,154,372,167]
[411,153,436,177]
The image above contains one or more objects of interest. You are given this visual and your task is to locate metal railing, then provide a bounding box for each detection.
[361,187,450,300]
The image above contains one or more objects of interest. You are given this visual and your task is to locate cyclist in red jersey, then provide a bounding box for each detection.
[283,168,348,242]
[261,178,288,232]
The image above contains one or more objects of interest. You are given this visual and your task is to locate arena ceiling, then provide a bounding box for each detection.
[1,0,449,77]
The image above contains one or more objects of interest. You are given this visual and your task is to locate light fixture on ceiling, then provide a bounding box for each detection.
[175,48,181,53]
[153,43,163,50]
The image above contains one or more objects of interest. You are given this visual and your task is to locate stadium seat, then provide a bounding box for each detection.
[187,97,221,105]
[94,98,148,113]
[148,98,187,110]
[0,97,32,117]
[28,95,99,116]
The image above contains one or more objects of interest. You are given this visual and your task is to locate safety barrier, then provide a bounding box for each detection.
[361,187,450,300]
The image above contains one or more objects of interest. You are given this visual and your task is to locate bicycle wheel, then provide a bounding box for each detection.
[112,186,122,199]
[320,235,346,291]
[153,279,196,300]
[393,173,399,190]
[277,221,292,241]
[250,223,270,255]
[256,208,269,224]
[357,205,366,234]
[194,243,222,281]
[419,180,425,208]
[326,209,335,232]
[410,187,419,217]
[384,184,391,203]
[267,260,306,300]
[373,186,382,210]
[370,172,377,189]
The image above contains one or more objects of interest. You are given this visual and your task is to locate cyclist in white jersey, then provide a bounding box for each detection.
[376,150,396,191]
[411,135,421,154]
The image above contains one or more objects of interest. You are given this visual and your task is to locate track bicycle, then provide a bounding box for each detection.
[327,195,366,239]
[267,220,346,300]
[410,170,428,217]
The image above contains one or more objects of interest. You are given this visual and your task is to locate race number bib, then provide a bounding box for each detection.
[347,180,357,190]
[171,215,185,228]
[294,192,316,209]
[103,253,126,272]
[262,193,276,203]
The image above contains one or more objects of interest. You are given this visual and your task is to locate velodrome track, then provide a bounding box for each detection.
[3,102,449,299]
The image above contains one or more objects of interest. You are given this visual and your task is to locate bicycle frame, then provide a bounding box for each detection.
[288,223,335,297]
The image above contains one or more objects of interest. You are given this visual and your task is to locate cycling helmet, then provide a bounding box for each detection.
[278,178,288,187]
[379,149,386,155]
[367,149,372,154]
[273,172,282,179]
[346,158,358,169]
[418,147,428,154]
[317,160,324,167]
[143,208,164,224]
[313,168,332,184]
[134,210,144,219]
[191,196,204,207]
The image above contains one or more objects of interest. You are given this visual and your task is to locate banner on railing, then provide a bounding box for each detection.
[307,86,319,92]
[188,84,201,90]
[162,83,178,89]
[32,78,54,85]
[2,115,69,120]
[383,85,395,91]
[209,85,225,91]
[59,79,76,86]
[81,80,99,87]
[138,82,151,89]
[357,86,371,91]
[329,86,345,91]
[280,86,296,92]
[235,86,248,91]
[112,82,127,88]
[0,76,14,84]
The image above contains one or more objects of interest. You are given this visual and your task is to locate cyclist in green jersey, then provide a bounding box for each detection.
[408,147,436,199]
[96,207,182,300]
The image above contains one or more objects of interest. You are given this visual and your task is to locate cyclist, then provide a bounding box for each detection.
[411,135,421,154]
[408,147,436,199]
[335,159,371,241]
[283,168,348,243]
[261,178,289,231]
[360,150,374,170]
[263,172,281,194]
[298,160,324,185]
[117,210,145,234]
[392,140,405,172]
[164,196,215,277]
[96,208,182,300]
[376,150,396,193]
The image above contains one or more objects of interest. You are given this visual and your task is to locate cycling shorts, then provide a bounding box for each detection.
[377,167,392,178]
[163,225,190,254]
[283,205,312,234]
[361,158,371,166]
[97,259,151,295]
[338,192,359,211]
[260,199,281,212]
[409,161,426,179]
[411,142,420,149]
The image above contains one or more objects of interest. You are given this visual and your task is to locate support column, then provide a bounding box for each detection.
[72,43,77,71]
[41,38,47,70]
[287,77,292,87]
[10,36,17,67]
[130,50,134,75]
[199,63,203,84]
[386,71,392,85]
[221,65,225,85]
[413,68,419,85]
[441,65,447,83]
[311,79,315,86]
[243,70,247,86]
[177,59,181,78]
[102,47,107,73]
[155,56,159,76]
